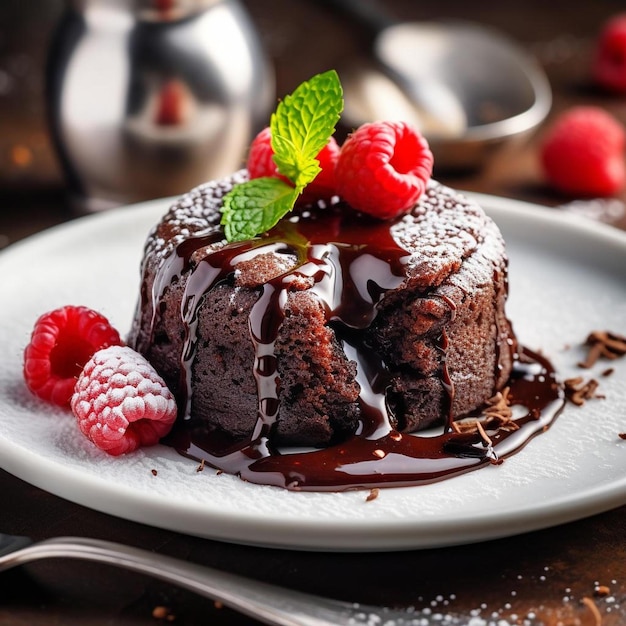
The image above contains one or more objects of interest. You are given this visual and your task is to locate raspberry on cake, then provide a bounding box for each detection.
[335,120,434,219]
[248,126,340,204]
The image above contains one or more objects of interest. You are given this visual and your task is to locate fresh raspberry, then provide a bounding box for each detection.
[23,306,123,407]
[593,14,626,94]
[71,346,177,456]
[247,127,287,182]
[246,126,340,203]
[540,106,626,197]
[334,121,434,219]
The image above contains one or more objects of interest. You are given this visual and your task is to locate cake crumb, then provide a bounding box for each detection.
[578,330,626,368]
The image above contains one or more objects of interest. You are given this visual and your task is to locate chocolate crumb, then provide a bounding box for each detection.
[151,469,158,476]
[564,377,604,406]
[366,488,380,502]
[594,584,610,597]
[152,605,175,621]
[619,433,626,440]
[578,330,626,368]
[581,596,602,626]
[601,367,614,377]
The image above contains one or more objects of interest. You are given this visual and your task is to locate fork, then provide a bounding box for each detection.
[0,533,451,625]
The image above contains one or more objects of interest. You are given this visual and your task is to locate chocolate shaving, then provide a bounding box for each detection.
[452,388,519,437]
[366,488,380,502]
[564,377,604,406]
[483,387,519,431]
[196,459,205,472]
[578,330,626,368]
[475,420,493,447]
[484,387,513,420]
[619,433,626,440]
[581,596,602,626]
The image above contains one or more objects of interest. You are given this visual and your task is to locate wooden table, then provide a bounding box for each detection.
[1,1,625,624]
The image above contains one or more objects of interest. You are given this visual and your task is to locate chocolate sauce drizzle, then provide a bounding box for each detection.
[152,202,564,492]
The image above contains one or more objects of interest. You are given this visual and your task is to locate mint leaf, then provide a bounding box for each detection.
[221,177,299,242]
[221,70,343,242]
[271,69,343,188]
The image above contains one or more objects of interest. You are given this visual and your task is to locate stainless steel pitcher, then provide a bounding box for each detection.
[47,0,273,212]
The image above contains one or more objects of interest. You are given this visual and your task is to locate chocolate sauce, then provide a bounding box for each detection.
[151,201,564,492]
[166,347,563,490]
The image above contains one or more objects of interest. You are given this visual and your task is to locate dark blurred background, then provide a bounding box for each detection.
[1,0,626,246]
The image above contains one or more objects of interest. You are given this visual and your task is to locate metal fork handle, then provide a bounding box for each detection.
[0,536,387,626]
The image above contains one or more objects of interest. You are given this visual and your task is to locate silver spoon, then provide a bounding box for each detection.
[0,533,483,625]
[322,0,551,169]
[320,0,467,137]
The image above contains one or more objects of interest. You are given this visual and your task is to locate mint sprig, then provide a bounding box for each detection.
[221,70,343,242]
[221,178,299,244]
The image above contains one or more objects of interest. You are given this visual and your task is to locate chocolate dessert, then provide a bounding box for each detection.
[125,168,565,493]
[127,71,563,490]
[129,172,516,444]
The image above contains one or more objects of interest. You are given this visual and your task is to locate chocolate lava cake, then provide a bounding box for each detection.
[128,171,517,447]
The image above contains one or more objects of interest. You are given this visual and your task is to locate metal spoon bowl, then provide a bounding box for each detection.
[324,0,552,170]
[0,533,512,626]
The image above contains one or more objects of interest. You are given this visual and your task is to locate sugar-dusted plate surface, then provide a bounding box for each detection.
[0,193,624,552]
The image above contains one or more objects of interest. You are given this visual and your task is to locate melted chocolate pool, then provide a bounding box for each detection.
[152,200,564,491]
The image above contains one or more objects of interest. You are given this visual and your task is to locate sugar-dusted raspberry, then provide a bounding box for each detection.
[540,106,626,197]
[71,346,177,456]
[23,305,123,407]
[334,121,433,219]
[593,13,626,94]
[246,126,340,203]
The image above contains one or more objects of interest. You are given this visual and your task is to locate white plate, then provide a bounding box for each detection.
[1,194,625,552]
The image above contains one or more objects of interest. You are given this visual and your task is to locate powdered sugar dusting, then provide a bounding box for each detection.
[143,173,503,300]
